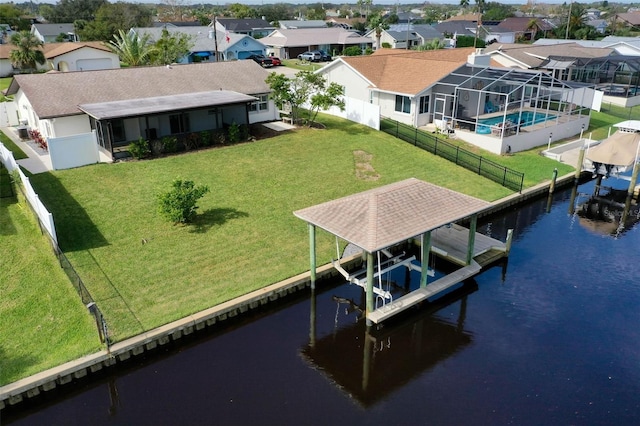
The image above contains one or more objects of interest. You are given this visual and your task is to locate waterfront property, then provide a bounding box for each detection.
[317,49,591,154]
[5,61,278,169]
[294,178,512,324]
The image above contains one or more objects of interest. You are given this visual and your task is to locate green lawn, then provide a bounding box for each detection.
[28,117,529,343]
[1,130,28,160]
[0,189,100,386]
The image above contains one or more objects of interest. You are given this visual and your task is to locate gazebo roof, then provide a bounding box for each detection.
[293,178,491,253]
[587,131,640,168]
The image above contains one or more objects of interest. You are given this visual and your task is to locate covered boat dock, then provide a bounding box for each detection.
[294,178,512,324]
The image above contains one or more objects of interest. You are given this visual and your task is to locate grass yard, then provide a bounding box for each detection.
[0,189,100,386]
[28,117,524,343]
[0,130,28,160]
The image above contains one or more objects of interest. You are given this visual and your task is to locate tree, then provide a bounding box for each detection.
[418,39,445,50]
[0,4,30,31]
[266,70,345,127]
[9,31,46,72]
[228,3,255,19]
[107,30,155,67]
[368,12,389,50]
[157,179,210,224]
[77,2,153,41]
[45,0,107,23]
[150,28,193,65]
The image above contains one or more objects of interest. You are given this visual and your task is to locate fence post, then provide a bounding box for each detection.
[478,157,482,175]
[455,146,460,165]
[503,168,507,186]
[396,120,399,137]
[414,127,418,146]
[434,137,438,156]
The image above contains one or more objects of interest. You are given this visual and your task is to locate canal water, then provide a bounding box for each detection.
[6,178,640,425]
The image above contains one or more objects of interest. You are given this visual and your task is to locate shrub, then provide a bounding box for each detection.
[199,130,211,147]
[343,46,362,56]
[365,47,374,55]
[381,42,391,48]
[128,137,150,159]
[184,132,200,151]
[228,122,240,144]
[157,179,210,224]
[161,136,178,153]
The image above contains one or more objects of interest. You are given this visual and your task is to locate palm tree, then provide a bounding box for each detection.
[107,29,155,67]
[9,31,45,72]
[368,13,388,50]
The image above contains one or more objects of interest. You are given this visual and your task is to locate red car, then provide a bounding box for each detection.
[269,56,282,66]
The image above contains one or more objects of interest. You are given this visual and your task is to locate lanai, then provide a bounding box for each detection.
[294,178,510,324]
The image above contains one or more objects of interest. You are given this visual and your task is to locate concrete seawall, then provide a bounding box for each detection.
[0,172,583,410]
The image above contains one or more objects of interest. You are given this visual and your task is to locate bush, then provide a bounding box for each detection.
[343,46,362,56]
[199,130,211,147]
[228,122,240,143]
[161,136,178,153]
[365,47,374,55]
[381,42,391,48]
[157,179,210,224]
[128,137,150,159]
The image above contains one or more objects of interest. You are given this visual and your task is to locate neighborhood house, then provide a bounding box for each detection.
[6,61,277,170]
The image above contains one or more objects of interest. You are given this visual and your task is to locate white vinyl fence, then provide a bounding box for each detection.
[0,142,57,245]
[304,96,381,130]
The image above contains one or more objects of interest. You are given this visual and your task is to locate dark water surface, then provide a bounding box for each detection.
[6,178,640,425]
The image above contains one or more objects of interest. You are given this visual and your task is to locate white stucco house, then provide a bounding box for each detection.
[31,23,79,43]
[0,42,120,77]
[6,61,278,169]
[318,48,590,154]
[131,25,268,63]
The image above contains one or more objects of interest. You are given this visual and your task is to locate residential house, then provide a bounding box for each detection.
[485,42,640,107]
[0,41,120,77]
[214,18,276,39]
[317,48,589,154]
[31,23,78,43]
[6,61,278,169]
[434,21,515,45]
[259,27,373,59]
[534,37,640,57]
[497,17,554,41]
[614,12,640,31]
[585,19,609,34]
[279,20,327,29]
[325,17,366,31]
[365,24,442,50]
[131,25,268,62]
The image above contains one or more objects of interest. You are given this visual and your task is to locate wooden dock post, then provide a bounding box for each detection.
[549,168,558,194]
[366,251,374,325]
[420,232,431,288]
[466,215,477,265]
[575,147,586,182]
[308,224,316,290]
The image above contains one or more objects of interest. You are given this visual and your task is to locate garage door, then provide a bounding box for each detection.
[76,58,113,71]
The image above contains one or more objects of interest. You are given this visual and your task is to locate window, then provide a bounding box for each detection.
[250,95,269,112]
[111,119,126,142]
[169,113,190,134]
[419,95,430,114]
[395,95,410,114]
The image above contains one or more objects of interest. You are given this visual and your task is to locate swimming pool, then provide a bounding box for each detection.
[476,111,556,134]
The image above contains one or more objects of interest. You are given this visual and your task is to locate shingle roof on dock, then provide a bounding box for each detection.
[294,178,491,253]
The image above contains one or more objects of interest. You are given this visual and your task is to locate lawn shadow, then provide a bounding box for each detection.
[0,344,39,387]
[0,196,17,236]
[189,207,249,233]
[27,172,109,252]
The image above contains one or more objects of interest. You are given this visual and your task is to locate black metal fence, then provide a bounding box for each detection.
[13,178,111,347]
[381,118,525,193]
[599,103,638,121]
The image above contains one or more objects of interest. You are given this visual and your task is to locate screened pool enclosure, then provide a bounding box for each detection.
[431,66,591,154]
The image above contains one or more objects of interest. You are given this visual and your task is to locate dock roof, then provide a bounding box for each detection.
[294,178,491,253]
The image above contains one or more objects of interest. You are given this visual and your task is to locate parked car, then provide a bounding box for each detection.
[297,51,321,62]
[269,56,282,66]
[316,50,332,61]
[246,54,273,67]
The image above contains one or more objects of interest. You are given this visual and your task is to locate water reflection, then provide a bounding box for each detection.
[302,283,477,407]
[573,186,640,238]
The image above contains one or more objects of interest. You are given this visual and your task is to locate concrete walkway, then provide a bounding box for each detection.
[1,126,53,174]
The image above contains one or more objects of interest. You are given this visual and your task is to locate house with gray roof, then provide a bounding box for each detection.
[260,27,373,59]
[214,18,275,38]
[364,24,442,50]
[6,61,278,168]
[31,23,78,43]
[278,20,327,29]
[485,42,640,107]
[131,25,268,63]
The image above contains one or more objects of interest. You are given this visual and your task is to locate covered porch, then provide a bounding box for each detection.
[79,90,257,160]
[294,178,512,325]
